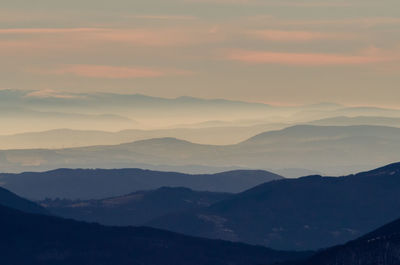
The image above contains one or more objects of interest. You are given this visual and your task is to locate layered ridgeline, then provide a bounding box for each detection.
[40,187,232,226]
[0,91,274,134]
[0,186,47,215]
[0,125,400,176]
[0,187,310,265]
[285,216,400,265]
[0,169,282,200]
[2,116,400,149]
[148,163,400,251]
[4,89,400,135]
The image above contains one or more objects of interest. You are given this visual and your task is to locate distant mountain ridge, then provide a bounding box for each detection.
[3,89,400,136]
[1,125,399,175]
[148,162,400,251]
[0,168,283,199]
[1,115,400,150]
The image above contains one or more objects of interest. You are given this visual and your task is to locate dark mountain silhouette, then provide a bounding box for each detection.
[283,215,400,265]
[0,168,282,200]
[40,187,232,226]
[1,125,400,176]
[0,204,311,265]
[148,162,400,251]
[0,186,47,214]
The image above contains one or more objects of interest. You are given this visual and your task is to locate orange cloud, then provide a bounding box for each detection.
[226,49,398,66]
[248,30,354,42]
[33,65,192,79]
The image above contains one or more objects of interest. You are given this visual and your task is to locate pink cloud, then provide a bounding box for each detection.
[132,15,198,20]
[183,0,351,7]
[0,28,103,34]
[0,27,225,54]
[248,30,354,42]
[34,65,192,79]
[226,49,398,66]
[253,17,400,28]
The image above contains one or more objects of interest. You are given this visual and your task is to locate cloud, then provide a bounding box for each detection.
[132,15,198,20]
[0,28,103,34]
[0,26,226,54]
[255,17,400,28]
[183,0,352,7]
[225,49,398,66]
[25,89,82,99]
[247,30,354,42]
[33,65,193,79]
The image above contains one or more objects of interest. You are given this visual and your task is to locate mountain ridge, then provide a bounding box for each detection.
[148,162,400,251]
[0,168,283,199]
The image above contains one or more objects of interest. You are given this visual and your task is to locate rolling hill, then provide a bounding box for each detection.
[148,162,400,251]
[40,187,232,226]
[286,215,400,265]
[0,186,47,214]
[0,125,400,176]
[0,168,282,199]
[0,204,311,265]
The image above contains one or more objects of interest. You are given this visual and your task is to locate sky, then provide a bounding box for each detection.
[1,0,400,107]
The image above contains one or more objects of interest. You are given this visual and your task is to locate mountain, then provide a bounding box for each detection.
[0,186,47,214]
[309,116,400,128]
[0,204,311,265]
[1,125,400,176]
[148,162,400,251]
[0,168,283,200]
[0,122,288,149]
[286,216,400,265]
[0,90,276,134]
[3,89,400,136]
[40,187,232,226]
[3,115,400,150]
[0,105,135,135]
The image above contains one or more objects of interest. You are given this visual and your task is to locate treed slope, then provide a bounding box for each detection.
[41,187,232,226]
[148,162,400,251]
[0,168,282,200]
[0,186,47,214]
[0,204,311,265]
[287,216,400,265]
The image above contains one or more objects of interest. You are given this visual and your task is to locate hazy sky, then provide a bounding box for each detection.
[1,0,400,107]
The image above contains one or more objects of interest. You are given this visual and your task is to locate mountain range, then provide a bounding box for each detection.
[147,162,400,251]
[0,168,282,199]
[40,187,232,226]
[3,162,400,264]
[0,186,310,265]
[2,89,400,136]
[287,215,400,265]
[2,115,400,149]
[1,125,400,176]
[0,204,312,265]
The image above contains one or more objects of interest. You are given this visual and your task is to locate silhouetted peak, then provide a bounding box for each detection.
[356,162,400,178]
[299,175,324,181]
